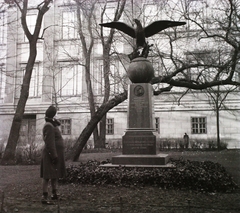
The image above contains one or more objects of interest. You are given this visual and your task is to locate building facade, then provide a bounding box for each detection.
[0,0,239,150]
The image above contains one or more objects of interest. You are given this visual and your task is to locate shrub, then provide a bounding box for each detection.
[219,141,228,150]
[15,142,42,165]
[59,158,238,193]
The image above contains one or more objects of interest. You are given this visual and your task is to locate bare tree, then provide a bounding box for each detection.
[1,0,52,164]
[98,0,126,148]
[75,0,101,148]
[70,0,126,154]
[204,85,238,150]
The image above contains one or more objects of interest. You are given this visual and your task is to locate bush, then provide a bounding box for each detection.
[15,142,42,165]
[158,138,229,151]
[59,158,238,193]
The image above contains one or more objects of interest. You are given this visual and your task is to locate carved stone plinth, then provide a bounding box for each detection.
[111,83,168,166]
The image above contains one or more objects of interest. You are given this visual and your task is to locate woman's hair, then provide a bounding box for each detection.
[45,105,57,119]
[45,105,60,127]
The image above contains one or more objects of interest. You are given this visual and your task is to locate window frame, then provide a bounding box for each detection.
[24,11,39,42]
[61,9,77,40]
[58,63,82,97]
[155,117,160,134]
[143,3,158,25]
[19,63,41,98]
[0,67,6,99]
[59,118,72,135]
[191,117,207,134]
[106,118,114,135]
[0,11,6,44]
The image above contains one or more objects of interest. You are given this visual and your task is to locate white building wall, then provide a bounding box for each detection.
[0,0,239,150]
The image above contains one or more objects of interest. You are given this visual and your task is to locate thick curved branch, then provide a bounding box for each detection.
[153,85,173,95]
[164,78,240,90]
[72,90,127,161]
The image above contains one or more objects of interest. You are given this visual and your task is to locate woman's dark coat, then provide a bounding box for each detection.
[40,122,66,179]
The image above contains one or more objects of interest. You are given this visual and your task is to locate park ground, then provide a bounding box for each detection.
[0,150,240,213]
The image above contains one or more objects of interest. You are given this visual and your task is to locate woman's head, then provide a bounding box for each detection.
[45,105,57,119]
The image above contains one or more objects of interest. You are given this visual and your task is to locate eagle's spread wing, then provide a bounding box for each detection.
[144,20,186,38]
[99,21,136,38]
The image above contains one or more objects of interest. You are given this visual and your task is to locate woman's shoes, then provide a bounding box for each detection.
[51,194,58,200]
[41,196,55,205]
[41,191,60,204]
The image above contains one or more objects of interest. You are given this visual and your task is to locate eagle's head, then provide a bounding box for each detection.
[134,19,142,27]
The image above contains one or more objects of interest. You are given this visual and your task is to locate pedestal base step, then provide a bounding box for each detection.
[111,154,169,166]
[100,163,175,168]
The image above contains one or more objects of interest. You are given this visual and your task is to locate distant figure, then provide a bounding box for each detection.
[40,105,66,204]
[183,133,189,149]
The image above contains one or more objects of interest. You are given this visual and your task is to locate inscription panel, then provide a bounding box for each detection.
[128,84,153,129]
[122,131,156,155]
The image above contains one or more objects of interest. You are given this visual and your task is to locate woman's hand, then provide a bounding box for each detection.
[52,157,58,165]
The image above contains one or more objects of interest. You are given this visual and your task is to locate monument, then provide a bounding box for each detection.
[100,19,186,166]
[112,57,168,166]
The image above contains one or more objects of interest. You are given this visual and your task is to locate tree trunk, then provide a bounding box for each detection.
[1,44,37,164]
[216,106,221,150]
[1,1,50,164]
[99,114,107,148]
[85,62,100,147]
[96,46,111,148]
[73,91,127,161]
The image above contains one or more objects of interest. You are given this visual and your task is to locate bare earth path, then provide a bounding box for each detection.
[0,150,240,213]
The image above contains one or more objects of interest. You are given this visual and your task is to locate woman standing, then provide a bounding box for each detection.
[40,105,66,204]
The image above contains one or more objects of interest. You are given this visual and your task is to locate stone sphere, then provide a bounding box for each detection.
[127,57,154,83]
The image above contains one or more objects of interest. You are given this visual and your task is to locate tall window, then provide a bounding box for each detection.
[24,13,38,42]
[58,64,82,96]
[143,4,158,25]
[0,69,6,99]
[59,119,71,135]
[103,6,115,23]
[93,60,104,95]
[109,60,125,94]
[110,63,119,94]
[62,10,76,39]
[155,117,160,133]
[233,64,240,84]
[102,6,115,36]
[106,118,114,135]
[191,117,207,134]
[186,0,206,30]
[19,64,41,98]
[29,66,41,97]
[0,11,6,44]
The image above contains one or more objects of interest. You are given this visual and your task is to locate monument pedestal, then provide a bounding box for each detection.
[122,131,156,155]
[112,154,169,166]
[111,83,168,166]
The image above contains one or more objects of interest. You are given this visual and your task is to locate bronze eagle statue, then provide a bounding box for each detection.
[99,19,186,49]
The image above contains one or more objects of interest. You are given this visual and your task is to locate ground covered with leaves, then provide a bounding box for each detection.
[0,150,240,212]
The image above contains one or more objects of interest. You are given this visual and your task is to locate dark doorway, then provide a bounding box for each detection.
[19,114,36,145]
